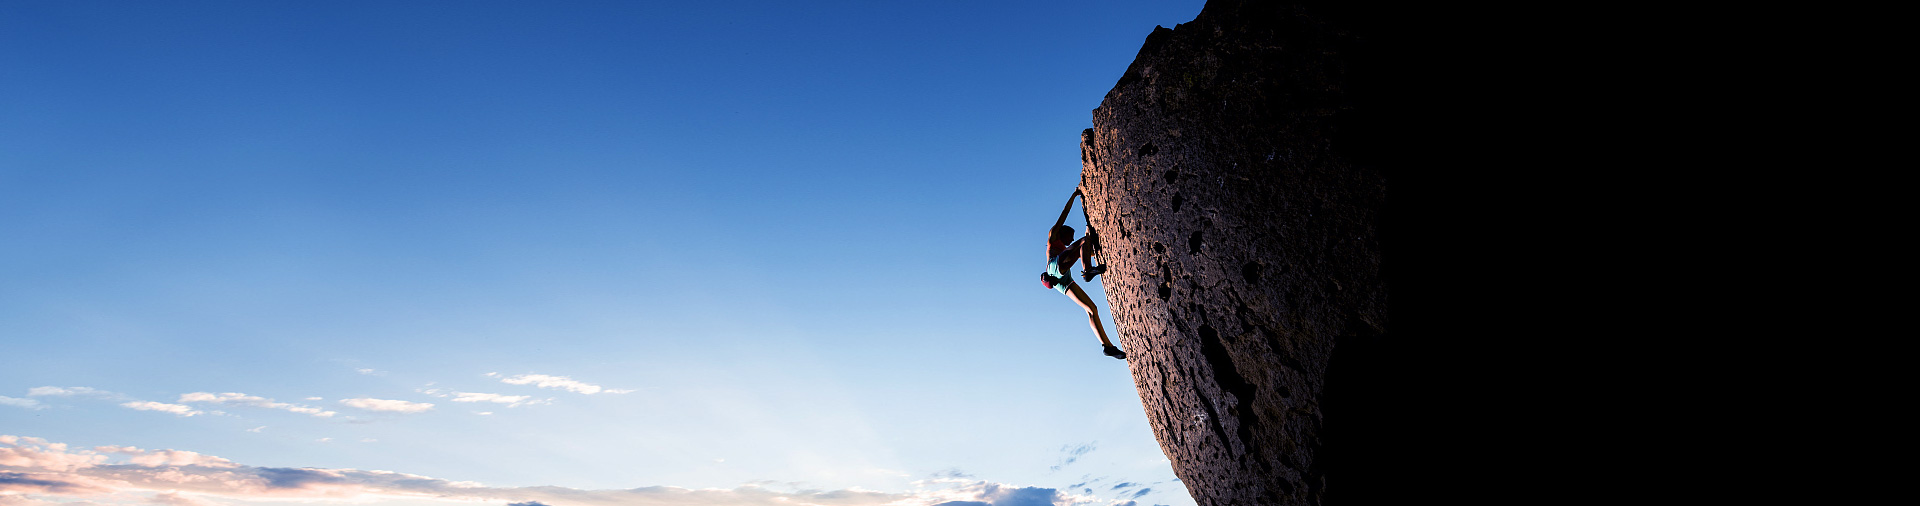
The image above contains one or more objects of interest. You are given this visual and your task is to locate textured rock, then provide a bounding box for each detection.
[1079,1,1385,504]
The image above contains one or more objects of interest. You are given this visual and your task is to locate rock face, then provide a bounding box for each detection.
[1078,2,1385,504]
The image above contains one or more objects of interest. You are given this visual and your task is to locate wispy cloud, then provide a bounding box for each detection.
[2,435,1091,506]
[486,372,631,394]
[1060,471,1167,505]
[932,469,976,479]
[337,398,433,414]
[118,402,201,417]
[91,446,237,468]
[176,392,336,418]
[18,387,140,412]
[147,491,219,506]
[25,387,120,398]
[1050,442,1097,472]
[449,392,549,408]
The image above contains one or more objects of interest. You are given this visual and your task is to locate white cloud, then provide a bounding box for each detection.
[355,368,377,375]
[449,392,549,408]
[0,396,42,410]
[245,426,266,433]
[338,398,433,414]
[92,446,236,468]
[451,392,525,403]
[119,402,202,417]
[3,435,1086,506]
[176,392,336,418]
[487,373,629,395]
[315,438,332,443]
[25,386,118,398]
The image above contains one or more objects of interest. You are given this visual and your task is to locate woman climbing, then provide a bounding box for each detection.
[1041,189,1126,360]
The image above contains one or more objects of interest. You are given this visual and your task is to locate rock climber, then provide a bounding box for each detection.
[1041,189,1126,360]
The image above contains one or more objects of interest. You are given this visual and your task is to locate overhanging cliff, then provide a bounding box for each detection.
[1079,1,1387,504]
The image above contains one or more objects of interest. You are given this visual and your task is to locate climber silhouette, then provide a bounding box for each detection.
[1041,189,1125,360]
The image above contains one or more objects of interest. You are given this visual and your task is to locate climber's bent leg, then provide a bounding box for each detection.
[1082,233,1100,267]
[1056,239,1083,271]
[1077,235,1106,281]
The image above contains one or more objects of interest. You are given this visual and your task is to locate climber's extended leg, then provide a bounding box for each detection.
[1065,282,1125,360]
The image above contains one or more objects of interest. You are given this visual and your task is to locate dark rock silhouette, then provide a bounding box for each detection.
[1078,1,1393,504]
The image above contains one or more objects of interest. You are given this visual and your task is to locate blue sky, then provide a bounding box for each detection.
[2,2,1204,506]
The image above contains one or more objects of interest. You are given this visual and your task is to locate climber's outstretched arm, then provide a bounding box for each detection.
[1054,189,1080,229]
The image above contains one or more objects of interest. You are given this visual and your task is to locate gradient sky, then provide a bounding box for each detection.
[1,2,1207,506]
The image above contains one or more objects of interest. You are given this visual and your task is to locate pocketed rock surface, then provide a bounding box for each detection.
[1078,1,1385,504]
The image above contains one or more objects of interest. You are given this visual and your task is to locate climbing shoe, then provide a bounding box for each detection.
[1081,264,1107,282]
[1103,344,1127,360]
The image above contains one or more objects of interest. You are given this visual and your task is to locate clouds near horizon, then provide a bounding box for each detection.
[2,435,1089,506]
